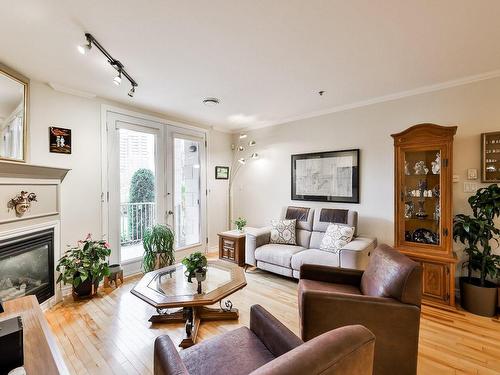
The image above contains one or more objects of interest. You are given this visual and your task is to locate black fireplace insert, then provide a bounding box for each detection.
[0,229,54,304]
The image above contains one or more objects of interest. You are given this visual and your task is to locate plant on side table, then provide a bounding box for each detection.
[56,234,111,299]
[182,252,208,283]
[234,217,247,232]
[453,184,500,317]
[142,224,175,273]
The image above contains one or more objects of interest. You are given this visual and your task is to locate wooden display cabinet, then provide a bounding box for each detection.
[391,124,457,308]
[481,131,500,183]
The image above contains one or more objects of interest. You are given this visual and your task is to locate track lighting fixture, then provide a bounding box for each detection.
[238,158,246,164]
[239,134,248,139]
[238,145,245,151]
[113,70,122,86]
[248,140,256,146]
[79,33,138,97]
[128,85,136,98]
[251,153,259,159]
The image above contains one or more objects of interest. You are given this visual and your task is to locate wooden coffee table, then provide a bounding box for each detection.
[131,260,247,348]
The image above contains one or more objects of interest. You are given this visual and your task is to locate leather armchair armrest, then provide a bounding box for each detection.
[250,304,303,357]
[250,325,375,375]
[154,335,189,375]
[245,227,271,266]
[299,264,364,286]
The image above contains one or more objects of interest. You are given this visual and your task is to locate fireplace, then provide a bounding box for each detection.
[0,229,54,304]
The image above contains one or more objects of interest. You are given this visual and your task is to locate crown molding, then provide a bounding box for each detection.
[48,82,97,99]
[233,69,500,133]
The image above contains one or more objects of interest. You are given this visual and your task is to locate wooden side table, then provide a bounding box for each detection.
[218,230,246,267]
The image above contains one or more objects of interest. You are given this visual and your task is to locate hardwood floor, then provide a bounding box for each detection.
[45,269,500,375]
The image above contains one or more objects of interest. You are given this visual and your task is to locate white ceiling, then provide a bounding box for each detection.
[1,0,500,131]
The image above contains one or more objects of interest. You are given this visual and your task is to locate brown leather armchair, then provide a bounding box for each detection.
[155,304,375,375]
[299,244,422,375]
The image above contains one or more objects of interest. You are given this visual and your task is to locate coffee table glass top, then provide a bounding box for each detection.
[149,263,231,297]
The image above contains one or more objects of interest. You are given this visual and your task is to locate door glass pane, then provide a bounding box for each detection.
[403,150,441,246]
[119,128,156,261]
[174,138,201,248]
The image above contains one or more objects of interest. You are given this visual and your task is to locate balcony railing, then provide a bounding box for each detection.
[120,202,156,246]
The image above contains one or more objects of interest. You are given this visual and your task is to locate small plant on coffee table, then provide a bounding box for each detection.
[182,252,208,283]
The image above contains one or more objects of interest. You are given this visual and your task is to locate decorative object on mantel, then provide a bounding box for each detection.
[228,134,258,228]
[481,131,500,182]
[291,149,360,203]
[56,234,111,300]
[233,217,247,232]
[181,252,208,294]
[0,63,29,163]
[215,166,229,180]
[454,184,500,317]
[141,224,175,273]
[7,191,37,217]
[49,127,72,154]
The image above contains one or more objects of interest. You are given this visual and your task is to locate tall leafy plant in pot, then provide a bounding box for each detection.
[142,224,175,273]
[56,234,111,299]
[453,184,500,316]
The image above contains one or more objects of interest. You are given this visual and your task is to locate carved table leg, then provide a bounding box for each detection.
[179,307,200,348]
[148,308,186,323]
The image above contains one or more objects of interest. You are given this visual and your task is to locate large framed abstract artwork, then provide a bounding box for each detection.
[291,149,360,203]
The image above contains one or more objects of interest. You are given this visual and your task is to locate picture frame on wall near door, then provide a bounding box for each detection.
[215,166,229,180]
[291,149,360,203]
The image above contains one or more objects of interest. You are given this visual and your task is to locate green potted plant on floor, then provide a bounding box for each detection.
[182,252,208,283]
[142,224,175,273]
[453,184,500,316]
[234,217,247,232]
[56,234,111,299]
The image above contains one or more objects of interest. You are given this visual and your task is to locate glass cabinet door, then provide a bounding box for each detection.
[402,149,442,247]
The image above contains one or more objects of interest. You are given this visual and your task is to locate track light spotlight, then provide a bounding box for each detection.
[248,140,256,146]
[239,134,248,139]
[251,153,259,159]
[238,158,246,164]
[77,39,92,55]
[113,71,122,86]
[238,145,245,151]
[128,85,136,97]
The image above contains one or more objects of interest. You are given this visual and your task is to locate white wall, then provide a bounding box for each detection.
[27,81,230,253]
[233,77,500,269]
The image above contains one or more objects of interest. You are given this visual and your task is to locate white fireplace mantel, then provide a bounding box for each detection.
[0,161,70,181]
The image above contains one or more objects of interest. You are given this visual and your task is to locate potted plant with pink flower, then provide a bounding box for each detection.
[56,234,111,299]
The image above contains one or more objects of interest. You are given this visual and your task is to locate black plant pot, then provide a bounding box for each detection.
[73,277,99,299]
[459,277,498,317]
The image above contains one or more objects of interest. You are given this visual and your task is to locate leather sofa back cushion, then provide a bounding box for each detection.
[286,206,314,231]
[313,209,358,236]
[360,244,422,306]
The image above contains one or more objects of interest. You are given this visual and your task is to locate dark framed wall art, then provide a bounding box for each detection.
[215,166,229,179]
[291,149,360,203]
[49,126,72,154]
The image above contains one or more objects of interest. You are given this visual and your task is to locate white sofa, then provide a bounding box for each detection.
[245,206,377,278]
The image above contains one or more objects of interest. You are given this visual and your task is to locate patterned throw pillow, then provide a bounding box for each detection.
[320,223,355,253]
[270,219,297,245]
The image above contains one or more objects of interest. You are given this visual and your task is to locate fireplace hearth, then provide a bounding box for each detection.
[0,229,54,304]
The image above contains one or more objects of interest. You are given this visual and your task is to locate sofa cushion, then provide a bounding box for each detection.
[180,326,275,375]
[299,279,362,295]
[255,244,306,268]
[270,219,297,245]
[320,224,355,253]
[291,249,340,271]
[313,209,358,236]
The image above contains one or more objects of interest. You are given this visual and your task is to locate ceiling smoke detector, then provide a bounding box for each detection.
[203,97,220,107]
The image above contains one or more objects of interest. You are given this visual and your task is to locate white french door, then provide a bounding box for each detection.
[104,110,207,274]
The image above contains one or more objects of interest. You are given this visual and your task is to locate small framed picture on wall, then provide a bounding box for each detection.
[49,126,72,154]
[215,166,229,179]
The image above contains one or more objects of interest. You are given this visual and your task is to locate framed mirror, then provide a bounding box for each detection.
[0,63,29,162]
